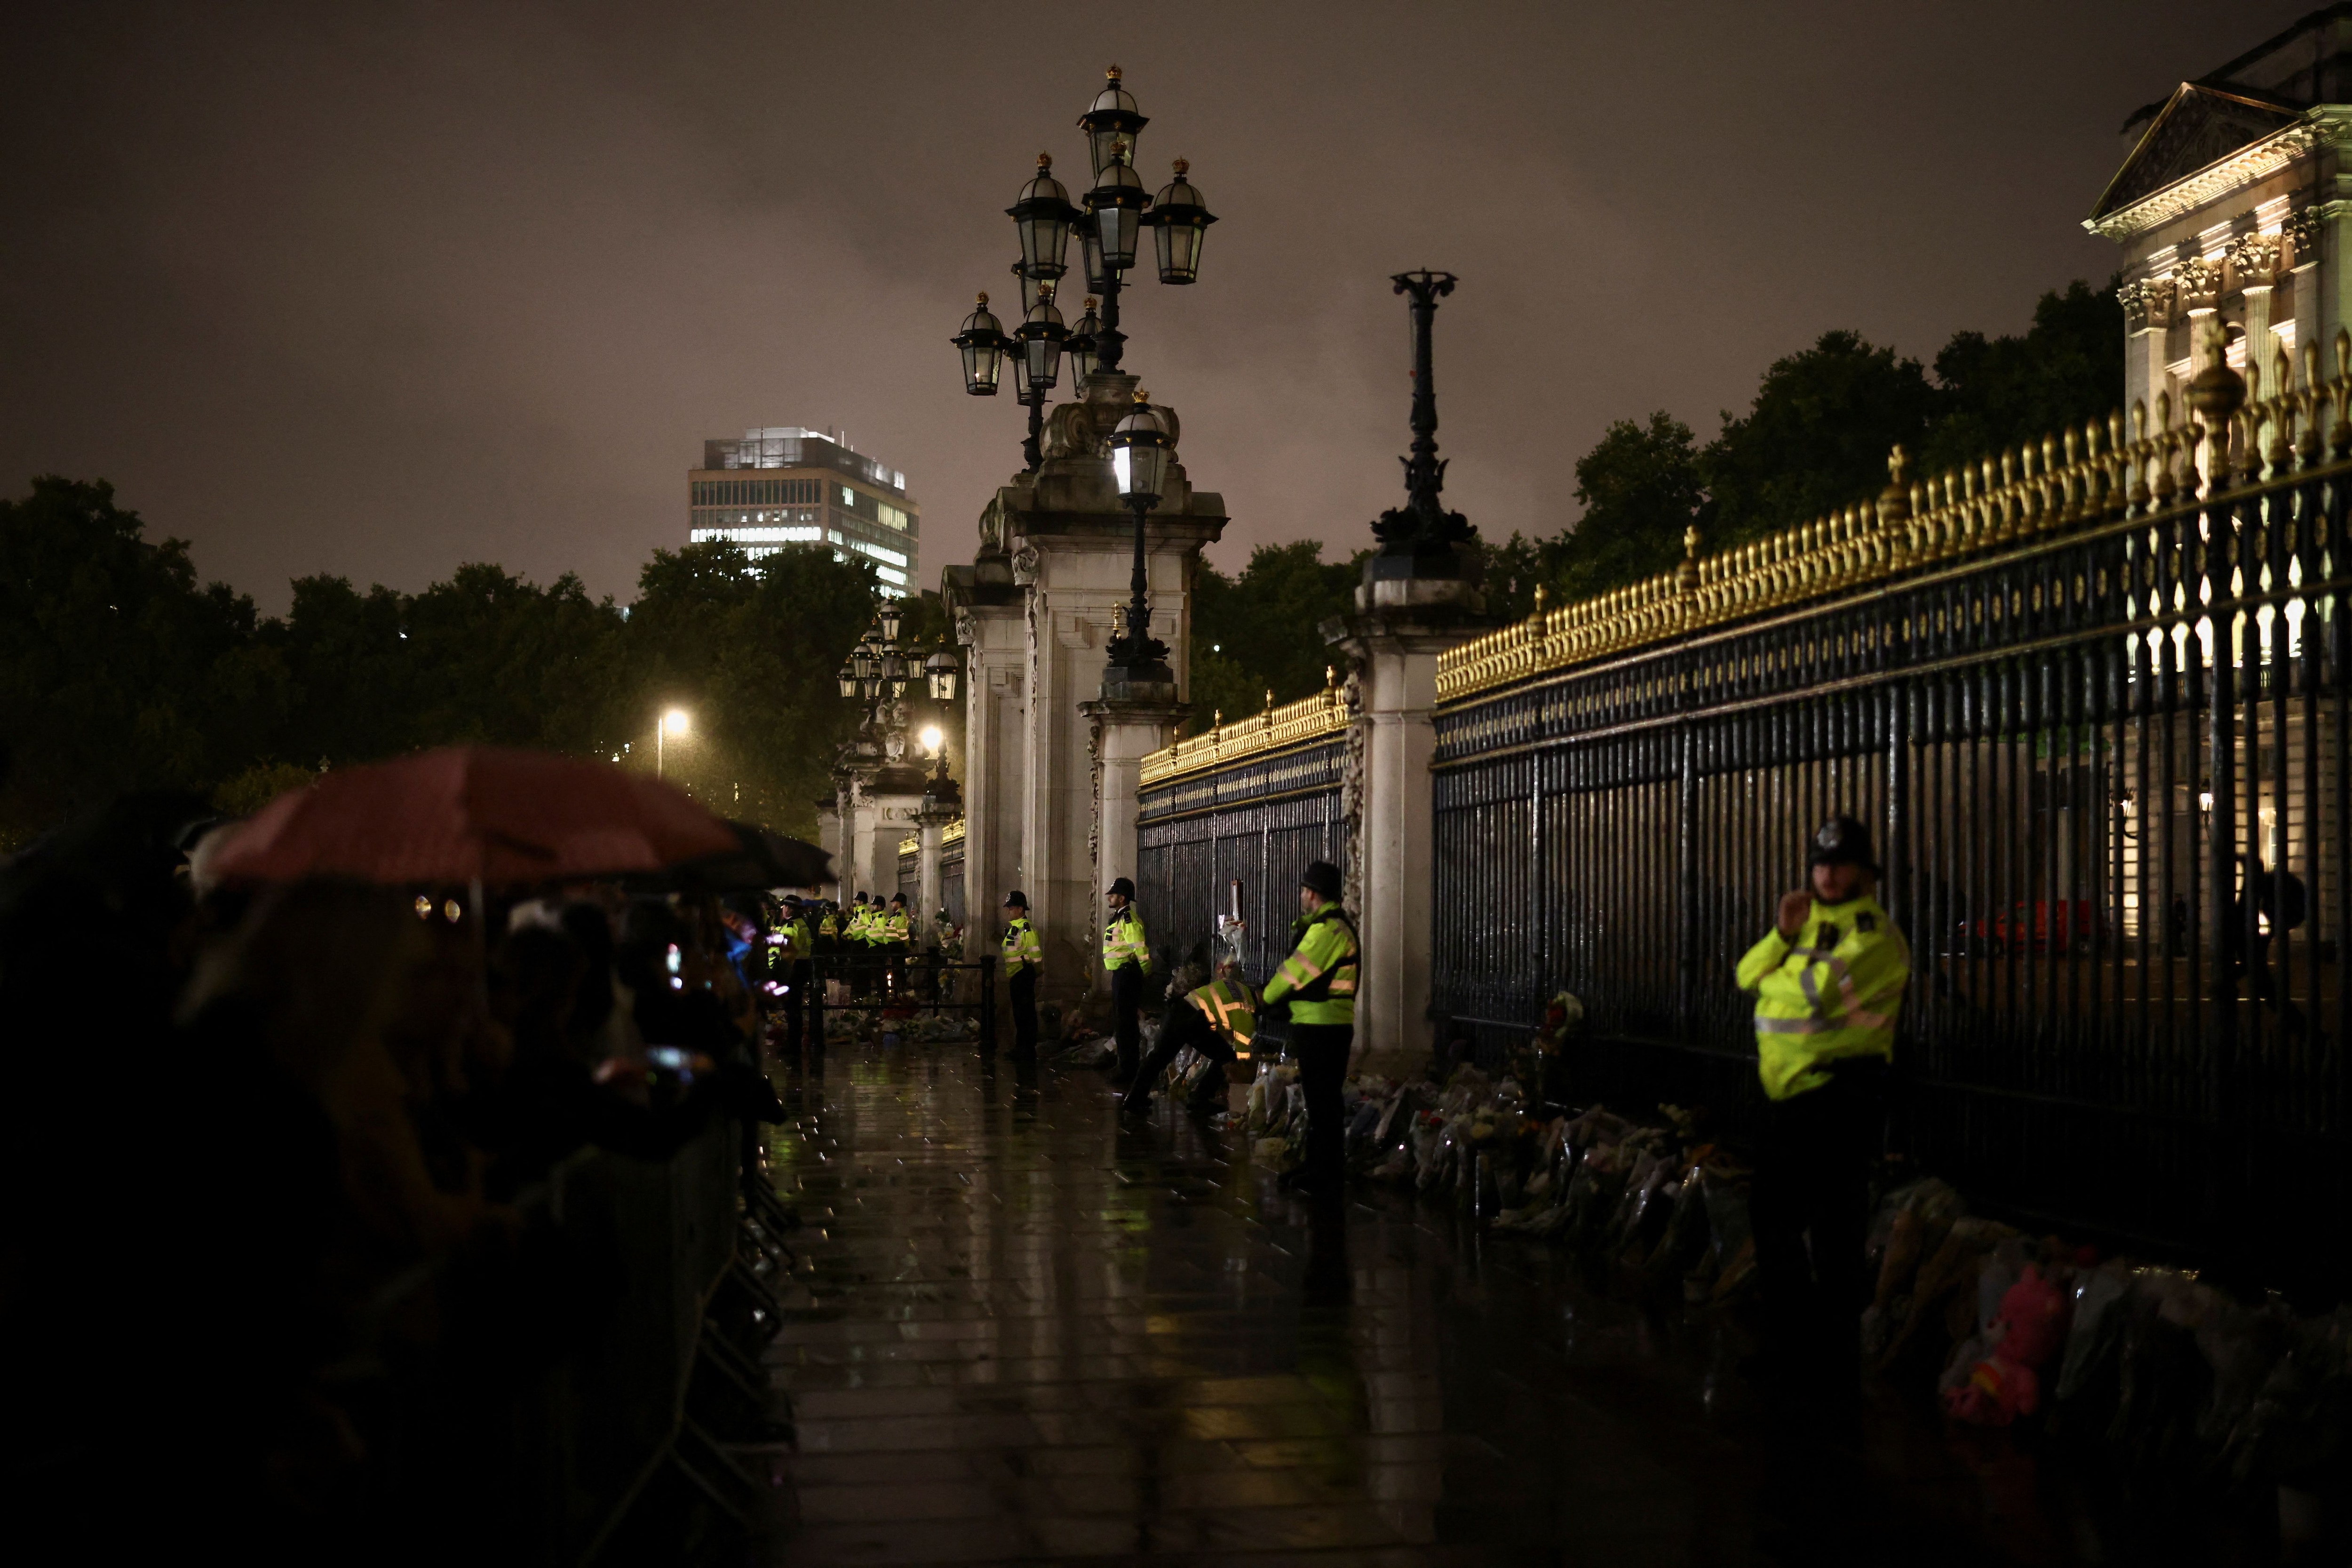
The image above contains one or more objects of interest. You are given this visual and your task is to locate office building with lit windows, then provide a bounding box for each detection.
[688,427,920,594]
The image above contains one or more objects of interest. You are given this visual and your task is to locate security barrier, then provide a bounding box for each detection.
[350,1113,779,1565]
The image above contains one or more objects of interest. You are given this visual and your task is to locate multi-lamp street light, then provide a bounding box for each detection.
[951,64,1216,689]
[834,602,961,769]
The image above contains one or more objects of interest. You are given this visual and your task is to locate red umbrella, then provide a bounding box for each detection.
[208,745,744,888]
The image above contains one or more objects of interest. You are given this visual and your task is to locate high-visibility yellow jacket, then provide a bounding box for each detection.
[817,911,839,942]
[782,916,811,961]
[1001,917,1042,975]
[1262,902,1358,1027]
[1735,893,1909,1101]
[883,909,909,944]
[1102,905,1150,972]
[1187,977,1257,1057]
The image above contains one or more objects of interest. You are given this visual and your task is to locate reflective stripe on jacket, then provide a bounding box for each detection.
[1102,907,1150,972]
[1187,978,1256,1056]
[883,910,909,943]
[1262,902,1358,1027]
[1001,917,1042,975]
[1735,894,1909,1101]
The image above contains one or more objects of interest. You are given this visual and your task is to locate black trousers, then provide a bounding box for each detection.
[1751,1059,1884,1374]
[1111,965,1144,1077]
[1008,968,1037,1054]
[783,961,812,1052]
[1290,1022,1353,1181]
[1126,998,1235,1110]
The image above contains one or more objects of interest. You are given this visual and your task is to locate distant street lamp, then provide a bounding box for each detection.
[833,606,959,772]
[657,707,690,778]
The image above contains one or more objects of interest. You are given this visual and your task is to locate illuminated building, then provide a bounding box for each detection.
[688,427,920,594]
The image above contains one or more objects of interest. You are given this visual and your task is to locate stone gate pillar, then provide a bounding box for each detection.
[1083,696,1190,962]
[1329,599,1488,1069]
[945,548,1025,941]
[993,370,1225,1013]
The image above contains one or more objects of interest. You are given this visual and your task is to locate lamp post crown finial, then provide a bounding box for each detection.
[1037,151,1052,168]
[975,291,988,305]
[1172,157,1188,176]
[1106,63,1121,79]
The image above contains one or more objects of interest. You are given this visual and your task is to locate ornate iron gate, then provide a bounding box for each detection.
[1432,370,2348,1273]
[1135,694,1349,981]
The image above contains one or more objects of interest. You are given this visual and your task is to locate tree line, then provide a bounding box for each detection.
[0,477,909,851]
[1187,278,2122,734]
[4,279,2117,832]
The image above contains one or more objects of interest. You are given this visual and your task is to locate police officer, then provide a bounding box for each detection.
[1001,891,1042,1054]
[1102,877,1151,1083]
[1735,815,1909,1384]
[1260,861,1357,1194]
[778,895,815,1054]
[1121,923,1254,1121]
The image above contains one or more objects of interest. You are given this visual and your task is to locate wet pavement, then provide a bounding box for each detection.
[755,1037,2092,1566]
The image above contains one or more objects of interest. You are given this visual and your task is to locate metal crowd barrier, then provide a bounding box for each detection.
[346,1111,785,1565]
[809,950,996,1049]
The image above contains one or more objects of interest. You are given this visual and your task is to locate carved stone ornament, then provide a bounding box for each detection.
[1085,716,1103,870]
[2289,205,2328,268]
[1042,401,1100,461]
[1010,543,1041,586]
[2125,275,2177,333]
[2175,255,2222,315]
[2230,230,2283,290]
[1338,661,1367,917]
[953,607,976,648]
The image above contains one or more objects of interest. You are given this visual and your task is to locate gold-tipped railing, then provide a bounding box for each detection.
[1436,326,2339,704]
[897,817,967,859]
[1138,668,1349,788]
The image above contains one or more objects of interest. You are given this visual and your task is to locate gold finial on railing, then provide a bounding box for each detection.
[2184,314,2246,429]
[1880,445,1912,526]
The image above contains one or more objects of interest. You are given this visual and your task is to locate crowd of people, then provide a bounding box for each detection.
[0,790,796,1553]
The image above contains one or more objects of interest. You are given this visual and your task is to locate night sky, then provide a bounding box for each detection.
[0,1,2297,612]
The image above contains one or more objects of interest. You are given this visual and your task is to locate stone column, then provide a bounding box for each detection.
[853,764,928,907]
[2123,274,2174,426]
[2233,230,2284,389]
[916,815,946,929]
[946,548,1026,946]
[1328,594,1492,1072]
[1082,697,1190,964]
[2286,202,2324,369]
[816,790,845,902]
[1000,370,1226,1012]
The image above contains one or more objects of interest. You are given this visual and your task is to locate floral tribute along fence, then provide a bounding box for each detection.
[1135,676,1351,982]
[1432,339,2346,1280]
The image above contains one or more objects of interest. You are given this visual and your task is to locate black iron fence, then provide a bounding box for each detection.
[356,1112,779,1563]
[1136,701,1348,979]
[1431,363,2346,1277]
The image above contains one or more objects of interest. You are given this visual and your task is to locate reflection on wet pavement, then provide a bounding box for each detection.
[761,1039,2052,1565]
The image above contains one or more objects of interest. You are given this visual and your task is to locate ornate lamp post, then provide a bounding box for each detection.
[951,65,1214,483]
[1368,269,1476,577]
[1105,390,1175,687]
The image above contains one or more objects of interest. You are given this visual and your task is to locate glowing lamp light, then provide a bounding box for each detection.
[1110,392,1172,504]
[919,724,945,755]
[662,709,691,737]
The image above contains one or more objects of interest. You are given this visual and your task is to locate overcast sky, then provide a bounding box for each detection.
[0,0,2298,612]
